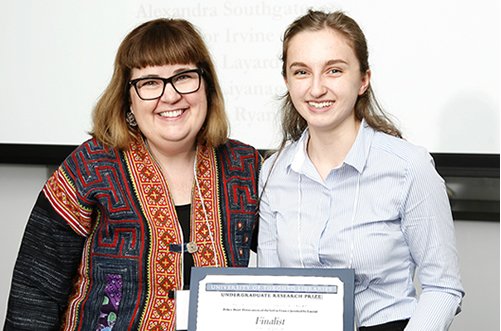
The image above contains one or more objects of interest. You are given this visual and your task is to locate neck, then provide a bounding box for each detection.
[145,139,197,205]
[307,119,361,180]
[145,137,197,165]
[149,143,196,166]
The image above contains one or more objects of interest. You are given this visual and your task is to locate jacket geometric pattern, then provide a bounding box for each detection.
[5,138,260,331]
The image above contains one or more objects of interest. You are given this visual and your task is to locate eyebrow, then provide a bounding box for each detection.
[289,59,348,69]
[173,66,196,73]
[326,59,348,66]
[136,67,196,79]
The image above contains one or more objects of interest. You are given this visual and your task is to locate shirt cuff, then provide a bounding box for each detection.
[405,291,462,331]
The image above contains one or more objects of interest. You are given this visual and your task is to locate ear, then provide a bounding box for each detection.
[358,69,371,95]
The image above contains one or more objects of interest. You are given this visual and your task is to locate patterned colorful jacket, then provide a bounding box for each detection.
[5,138,260,330]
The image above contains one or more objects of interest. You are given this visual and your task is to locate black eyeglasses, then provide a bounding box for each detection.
[129,68,203,100]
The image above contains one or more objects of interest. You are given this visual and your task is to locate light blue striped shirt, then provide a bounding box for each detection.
[257,120,464,329]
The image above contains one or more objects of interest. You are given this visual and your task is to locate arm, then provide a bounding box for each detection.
[401,150,464,330]
[250,150,263,254]
[256,159,280,267]
[4,193,86,330]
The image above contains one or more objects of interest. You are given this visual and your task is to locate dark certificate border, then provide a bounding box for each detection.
[188,267,355,331]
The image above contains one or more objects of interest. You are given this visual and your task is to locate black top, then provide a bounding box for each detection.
[175,204,194,290]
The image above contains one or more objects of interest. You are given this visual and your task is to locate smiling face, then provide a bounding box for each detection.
[129,63,208,152]
[284,28,370,136]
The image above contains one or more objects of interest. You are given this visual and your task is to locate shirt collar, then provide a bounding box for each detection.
[344,119,374,173]
[287,119,375,174]
[288,129,309,174]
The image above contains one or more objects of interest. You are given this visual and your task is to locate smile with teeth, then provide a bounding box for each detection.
[159,109,184,118]
[308,101,334,109]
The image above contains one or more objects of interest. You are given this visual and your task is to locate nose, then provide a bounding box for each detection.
[309,75,327,98]
[159,82,182,103]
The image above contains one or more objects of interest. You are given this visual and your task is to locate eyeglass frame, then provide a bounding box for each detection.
[128,68,204,101]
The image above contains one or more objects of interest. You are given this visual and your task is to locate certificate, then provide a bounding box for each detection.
[188,267,354,331]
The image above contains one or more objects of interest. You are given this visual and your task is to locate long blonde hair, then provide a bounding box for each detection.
[91,18,228,149]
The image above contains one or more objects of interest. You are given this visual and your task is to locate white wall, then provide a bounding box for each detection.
[452,220,500,330]
[0,0,499,153]
[0,165,499,329]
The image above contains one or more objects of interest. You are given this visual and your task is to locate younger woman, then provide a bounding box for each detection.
[257,10,464,330]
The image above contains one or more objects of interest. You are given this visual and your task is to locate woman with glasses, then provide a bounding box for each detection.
[5,18,260,330]
[257,10,464,330]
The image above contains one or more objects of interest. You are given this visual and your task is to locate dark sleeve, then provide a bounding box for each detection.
[250,219,259,253]
[250,149,262,253]
[4,193,86,331]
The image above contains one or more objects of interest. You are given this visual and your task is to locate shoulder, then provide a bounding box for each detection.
[215,139,262,171]
[62,138,123,170]
[370,131,435,175]
[261,140,297,178]
[71,138,118,156]
[218,139,258,153]
[216,139,261,160]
